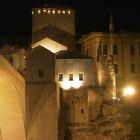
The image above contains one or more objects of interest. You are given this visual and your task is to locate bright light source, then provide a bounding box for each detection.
[123,87,135,96]
[61,80,71,90]
[112,96,117,100]
[60,77,83,90]
[72,79,82,89]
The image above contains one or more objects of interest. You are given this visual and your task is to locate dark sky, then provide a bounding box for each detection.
[1,1,140,40]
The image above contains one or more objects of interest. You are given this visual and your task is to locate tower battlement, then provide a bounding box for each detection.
[32,7,75,35]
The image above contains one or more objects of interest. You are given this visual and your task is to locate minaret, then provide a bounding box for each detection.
[109,13,114,32]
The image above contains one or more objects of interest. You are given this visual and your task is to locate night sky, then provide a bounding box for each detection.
[1,1,140,40]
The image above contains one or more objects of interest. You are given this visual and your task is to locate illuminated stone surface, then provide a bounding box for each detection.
[26,83,59,140]
[0,55,25,140]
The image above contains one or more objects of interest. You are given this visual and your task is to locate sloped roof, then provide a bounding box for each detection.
[32,24,76,51]
[0,44,25,54]
[56,50,93,59]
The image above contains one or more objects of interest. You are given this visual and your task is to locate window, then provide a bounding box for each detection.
[130,45,135,55]
[131,64,135,73]
[69,74,73,81]
[79,73,84,81]
[58,73,63,81]
[103,45,108,55]
[113,45,118,55]
[81,109,84,114]
[38,10,41,14]
[114,64,118,74]
[38,69,44,78]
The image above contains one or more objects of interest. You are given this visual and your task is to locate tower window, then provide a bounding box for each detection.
[52,10,55,14]
[39,69,44,78]
[131,64,135,73]
[67,10,71,15]
[69,74,73,81]
[58,73,63,81]
[79,73,84,81]
[103,45,108,55]
[38,10,41,14]
[114,64,118,74]
[81,109,84,114]
[43,9,46,13]
[113,45,118,55]
[57,10,61,14]
[130,45,135,55]
[62,10,65,14]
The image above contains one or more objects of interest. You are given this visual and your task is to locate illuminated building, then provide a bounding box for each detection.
[0,44,26,74]
[55,51,95,89]
[0,5,136,140]
[80,14,140,98]
[32,6,75,35]
[31,5,76,51]
[0,55,25,140]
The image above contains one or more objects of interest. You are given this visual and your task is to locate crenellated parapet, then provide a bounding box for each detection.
[32,6,75,35]
[32,8,72,16]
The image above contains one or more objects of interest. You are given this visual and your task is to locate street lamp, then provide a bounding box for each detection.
[123,86,135,97]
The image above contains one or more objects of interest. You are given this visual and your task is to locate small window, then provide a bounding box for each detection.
[79,73,84,81]
[69,74,73,81]
[103,45,108,55]
[131,64,135,73]
[58,73,63,81]
[130,45,135,55]
[81,109,84,114]
[113,45,118,55]
[114,64,118,74]
[39,69,44,78]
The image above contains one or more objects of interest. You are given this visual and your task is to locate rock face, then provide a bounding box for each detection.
[0,55,26,140]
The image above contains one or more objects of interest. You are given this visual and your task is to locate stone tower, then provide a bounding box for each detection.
[32,5,75,35]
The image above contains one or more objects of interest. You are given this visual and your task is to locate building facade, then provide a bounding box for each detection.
[80,31,140,98]
[0,5,139,140]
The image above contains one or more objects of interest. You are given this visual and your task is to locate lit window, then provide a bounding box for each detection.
[131,64,135,73]
[62,10,65,14]
[32,11,34,15]
[69,74,73,81]
[39,69,44,78]
[57,10,61,14]
[52,10,55,14]
[79,73,84,81]
[114,64,118,74]
[130,45,135,55]
[43,9,46,13]
[113,45,118,55]
[47,10,50,14]
[38,10,41,14]
[58,73,63,81]
[67,10,70,15]
[103,45,108,55]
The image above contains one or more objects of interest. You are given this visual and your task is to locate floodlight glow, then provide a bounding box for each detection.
[72,78,82,89]
[61,80,71,90]
[123,87,135,96]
